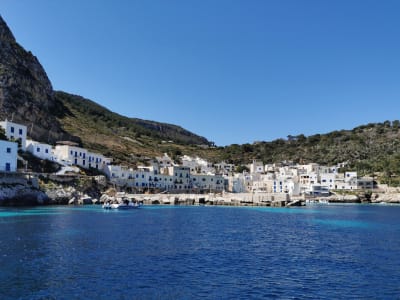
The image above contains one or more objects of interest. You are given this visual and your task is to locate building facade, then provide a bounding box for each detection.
[0,120,27,150]
[26,140,53,161]
[0,141,17,172]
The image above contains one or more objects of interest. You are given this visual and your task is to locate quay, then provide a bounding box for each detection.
[101,192,305,207]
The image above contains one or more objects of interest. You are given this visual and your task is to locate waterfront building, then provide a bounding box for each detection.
[357,177,375,189]
[191,174,225,192]
[227,174,247,193]
[0,120,27,150]
[0,140,17,172]
[105,165,134,187]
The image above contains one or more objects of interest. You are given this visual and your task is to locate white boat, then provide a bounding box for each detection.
[102,199,141,210]
[318,199,329,204]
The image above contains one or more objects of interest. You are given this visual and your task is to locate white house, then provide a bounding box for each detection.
[320,173,336,190]
[87,151,112,170]
[249,160,264,174]
[26,140,53,161]
[191,174,225,192]
[181,155,215,174]
[0,141,17,172]
[156,153,175,168]
[214,161,235,175]
[0,120,27,150]
[53,145,88,167]
[104,165,134,187]
[53,144,111,170]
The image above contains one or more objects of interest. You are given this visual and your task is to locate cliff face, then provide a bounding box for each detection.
[0,15,78,143]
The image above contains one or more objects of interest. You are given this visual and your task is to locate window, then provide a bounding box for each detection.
[5,163,11,171]
[6,147,11,153]
[10,127,14,133]
[45,149,49,154]
[37,147,40,152]
[19,129,23,135]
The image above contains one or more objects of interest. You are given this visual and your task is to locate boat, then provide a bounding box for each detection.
[102,198,142,210]
[318,199,329,204]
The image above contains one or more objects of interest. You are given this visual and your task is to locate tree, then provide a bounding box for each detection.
[0,127,7,141]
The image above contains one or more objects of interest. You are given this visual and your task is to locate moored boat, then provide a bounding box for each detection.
[102,198,142,210]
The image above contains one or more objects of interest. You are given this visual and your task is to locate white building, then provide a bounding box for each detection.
[181,155,215,174]
[53,144,110,170]
[191,174,224,192]
[156,153,175,168]
[249,160,264,174]
[87,151,112,170]
[0,120,27,150]
[26,140,53,161]
[227,174,247,193]
[0,141,17,172]
[105,165,134,187]
[320,173,336,190]
[214,161,235,175]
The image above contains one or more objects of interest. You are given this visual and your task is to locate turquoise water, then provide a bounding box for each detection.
[0,204,399,299]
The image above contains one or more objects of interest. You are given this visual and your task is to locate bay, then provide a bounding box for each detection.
[0,204,399,299]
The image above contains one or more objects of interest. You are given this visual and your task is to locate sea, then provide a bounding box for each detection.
[0,204,399,300]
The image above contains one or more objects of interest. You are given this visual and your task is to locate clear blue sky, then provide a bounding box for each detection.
[2,0,400,146]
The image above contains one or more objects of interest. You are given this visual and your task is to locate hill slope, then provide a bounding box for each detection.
[55,91,212,164]
[215,121,400,183]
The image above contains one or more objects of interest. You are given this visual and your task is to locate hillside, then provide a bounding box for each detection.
[55,91,213,164]
[214,121,400,184]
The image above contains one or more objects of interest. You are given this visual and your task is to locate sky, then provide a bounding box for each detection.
[2,0,400,146]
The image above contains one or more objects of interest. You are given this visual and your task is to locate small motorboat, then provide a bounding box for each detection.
[102,198,142,210]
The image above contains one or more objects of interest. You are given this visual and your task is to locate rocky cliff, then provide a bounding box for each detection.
[0,15,78,144]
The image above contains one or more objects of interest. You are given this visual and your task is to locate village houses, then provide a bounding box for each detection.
[0,119,376,195]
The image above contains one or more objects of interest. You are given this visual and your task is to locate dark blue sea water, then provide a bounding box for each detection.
[0,204,399,299]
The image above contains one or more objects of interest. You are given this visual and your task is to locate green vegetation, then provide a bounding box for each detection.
[0,127,7,140]
[18,151,61,173]
[211,121,400,186]
[54,91,214,166]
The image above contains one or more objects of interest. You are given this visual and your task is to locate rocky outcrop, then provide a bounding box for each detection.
[0,15,79,144]
[371,193,400,203]
[0,184,49,206]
